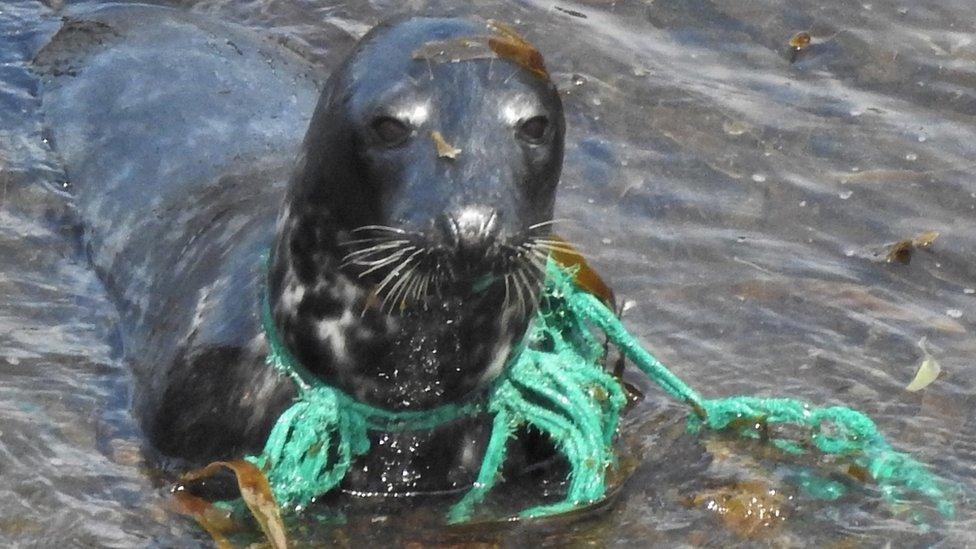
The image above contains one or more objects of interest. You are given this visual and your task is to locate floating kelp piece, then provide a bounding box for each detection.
[172,486,239,547]
[410,20,549,80]
[854,230,940,264]
[789,31,812,51]
[885,230,939,264]
[486,20,549,79]
[544,235,615,309]
[906,337,942,392]
[178,460,288,549]
[788,31,812,63]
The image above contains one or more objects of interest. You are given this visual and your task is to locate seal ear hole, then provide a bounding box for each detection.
[517,115,549,144]
[370,116,411,147]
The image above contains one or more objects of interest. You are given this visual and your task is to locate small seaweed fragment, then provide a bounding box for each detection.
[430,130,462,160]
[788,31,812,63]
[906,337,942,392]
[486,20,549,79]
[789,31,811,50]
[885,230,939,264]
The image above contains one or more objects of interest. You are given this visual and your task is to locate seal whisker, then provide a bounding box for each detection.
[527,241,579,256]
[518,269,533,318]
[530,244,577,252]
[382,260,421,314]
[346,252,409,270]
[509,271,521,318]
[356,246,417,277]
[523,251,547,278]
[521,240,551,258]
[515,266,538,309]
[399,261,427,311]
[384,270,411,314]
[511,267,528,320]
[407,265,430,308]
[401,273,421,311]
[530,238,578,248]
[339,236,407,247]
[372,248,424,305]
[526,247,553,267]
[517,242,551,266]
[351,225,410,235]
[527,218,571,231]
[524,265,546,307]
[343,238,409,254]
[409,271,428,303]
[372,263,409,309]
[419,271,432,304]
[341,240,411,262]
[344,244,412,268]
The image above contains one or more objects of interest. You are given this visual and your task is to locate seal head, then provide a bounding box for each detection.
[268,18,565,410]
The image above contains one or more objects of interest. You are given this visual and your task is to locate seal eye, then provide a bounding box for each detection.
[517,115,549,144]
[371,116,411,147]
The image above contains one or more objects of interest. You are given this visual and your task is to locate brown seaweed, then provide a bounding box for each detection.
[177,460,288,549]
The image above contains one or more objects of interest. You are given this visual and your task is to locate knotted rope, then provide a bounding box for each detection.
[248,260,955,522]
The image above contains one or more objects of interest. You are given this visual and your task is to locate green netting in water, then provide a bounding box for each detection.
[248,260,956,523]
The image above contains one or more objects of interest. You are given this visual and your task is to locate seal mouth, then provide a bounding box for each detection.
[338,220,563,316]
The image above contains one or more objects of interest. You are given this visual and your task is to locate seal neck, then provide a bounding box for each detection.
[261,293,487,431]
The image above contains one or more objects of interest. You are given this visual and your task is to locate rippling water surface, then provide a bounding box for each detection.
[2,0,974,546]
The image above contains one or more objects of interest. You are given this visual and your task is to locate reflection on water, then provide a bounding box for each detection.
[2,0,974,545]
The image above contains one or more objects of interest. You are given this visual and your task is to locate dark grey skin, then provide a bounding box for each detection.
[38,6,563,497]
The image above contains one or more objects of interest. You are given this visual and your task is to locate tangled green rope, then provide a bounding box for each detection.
[247,260,956,523]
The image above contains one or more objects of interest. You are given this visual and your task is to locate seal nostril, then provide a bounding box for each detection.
[438,213,462,247]
[445,206,500,259]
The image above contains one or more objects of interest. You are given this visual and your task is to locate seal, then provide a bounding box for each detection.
[37,6,564,497]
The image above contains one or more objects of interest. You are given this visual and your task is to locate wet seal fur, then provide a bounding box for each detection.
[38,6,565,498]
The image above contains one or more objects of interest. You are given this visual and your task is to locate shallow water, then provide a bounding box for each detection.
[2,0,975,546]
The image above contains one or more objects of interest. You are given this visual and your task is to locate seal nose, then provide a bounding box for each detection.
[442,206,500,260]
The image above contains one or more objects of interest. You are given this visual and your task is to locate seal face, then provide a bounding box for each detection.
[268,18,565,410]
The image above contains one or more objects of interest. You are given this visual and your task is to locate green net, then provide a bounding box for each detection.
[248,260,956,523]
